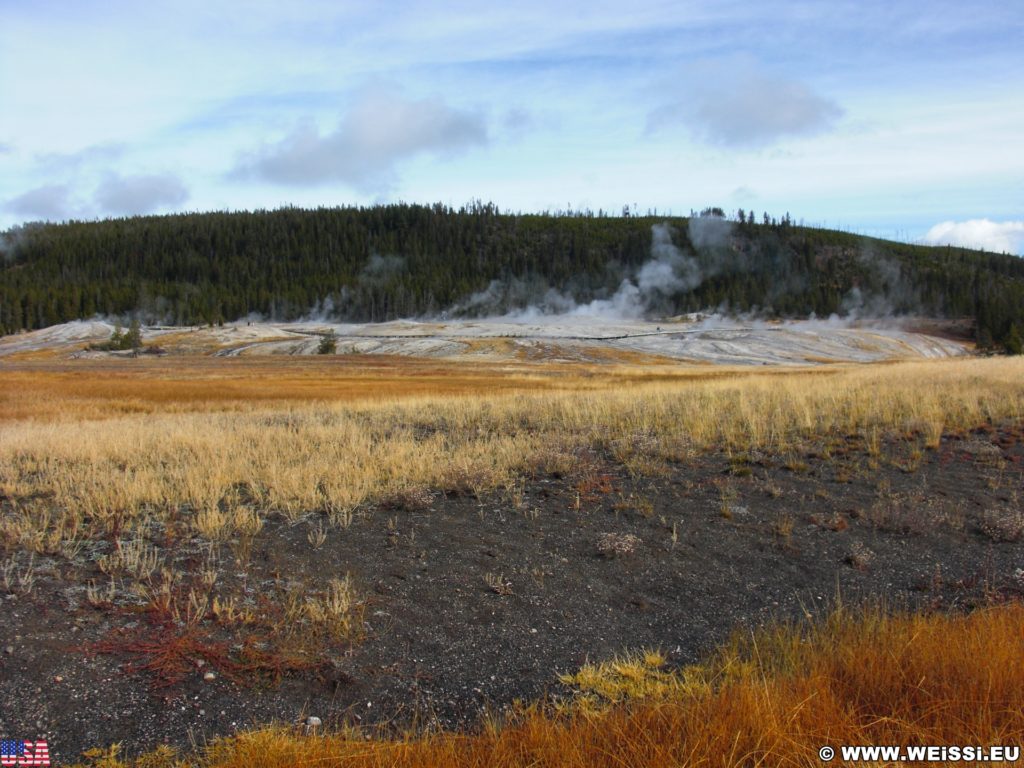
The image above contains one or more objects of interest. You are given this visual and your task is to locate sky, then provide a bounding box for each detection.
[1,0,1022,253]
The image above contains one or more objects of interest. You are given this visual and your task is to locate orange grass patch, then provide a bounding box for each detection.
[74,601,1024,767]
[0,357,582,421]
[0,356,818,422]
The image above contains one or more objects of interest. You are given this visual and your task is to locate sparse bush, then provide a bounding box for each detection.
[195,505,231,541]
[868,494,965,535]
[773,513,794,540]
[306,520,327,549]
[297,576,362,638]
[483,572,513,596]
[811,511,849,531]
[97,538,162,581]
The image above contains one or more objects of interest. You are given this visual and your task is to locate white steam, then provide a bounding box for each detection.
[452,222,708,320]
[0,223,39,263]
[686,214,733,250]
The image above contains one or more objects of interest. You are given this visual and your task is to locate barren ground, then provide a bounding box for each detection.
[2,422,1022,762]
[0,316,968,365]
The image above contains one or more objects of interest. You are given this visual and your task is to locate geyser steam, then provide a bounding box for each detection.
[451,222,709,320]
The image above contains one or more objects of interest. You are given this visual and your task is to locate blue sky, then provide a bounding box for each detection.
[1,0,1022,252]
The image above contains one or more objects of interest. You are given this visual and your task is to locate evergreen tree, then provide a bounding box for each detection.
[317,331,337,355]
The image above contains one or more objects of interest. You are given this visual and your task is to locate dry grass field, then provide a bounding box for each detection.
[1,356,1022,550]
[2,353,1024,764]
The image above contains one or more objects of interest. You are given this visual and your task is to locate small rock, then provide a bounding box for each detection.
[203,671,216,682]
[4,645,13,655]
[53,675,64,683]
[959,439,1002,458]
[596,532,642,558]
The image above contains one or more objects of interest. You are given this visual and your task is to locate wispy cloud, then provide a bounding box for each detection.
[923,219,1024,255]
[232,88,488,191]
[35,142,127,173]
[648,60,843,147]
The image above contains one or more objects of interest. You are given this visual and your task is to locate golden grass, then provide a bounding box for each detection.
[72,601,1024,767]
[0,356,599,421]
[2,356,1023,547]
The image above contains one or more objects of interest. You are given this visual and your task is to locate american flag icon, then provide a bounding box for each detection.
[0,740,50,767]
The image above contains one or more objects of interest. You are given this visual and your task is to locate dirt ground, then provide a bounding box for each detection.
[2,425,1023,763]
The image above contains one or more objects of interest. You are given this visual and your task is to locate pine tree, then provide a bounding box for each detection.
[317,331,337,355]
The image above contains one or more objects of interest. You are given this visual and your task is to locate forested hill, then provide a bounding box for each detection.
[2,203,1022,351]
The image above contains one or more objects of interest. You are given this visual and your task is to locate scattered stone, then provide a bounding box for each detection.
[53,675,63,683]
[845,542,875,571]
[979,506,1024,543]
[4,645,13,655]
[597,532,642,558]
[203,671,216,682]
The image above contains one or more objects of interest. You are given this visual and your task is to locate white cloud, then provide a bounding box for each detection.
[5,184,77,221]
[233,88,488,191]
[5,174,189,221]
[648,61,843,147]
[922,219,1024,255]
[94,173,189,216]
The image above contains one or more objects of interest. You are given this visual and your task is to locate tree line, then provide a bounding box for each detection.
[1,202,1022,352]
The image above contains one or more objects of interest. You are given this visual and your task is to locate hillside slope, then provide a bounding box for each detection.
[2,203,1022,350]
